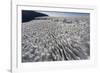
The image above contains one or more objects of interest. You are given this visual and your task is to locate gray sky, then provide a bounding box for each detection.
[37,11,90,17]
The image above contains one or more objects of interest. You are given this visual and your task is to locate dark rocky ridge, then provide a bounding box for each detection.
[22,10,48,22]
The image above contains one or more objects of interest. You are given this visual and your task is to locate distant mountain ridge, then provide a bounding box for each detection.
[22,10,48,22]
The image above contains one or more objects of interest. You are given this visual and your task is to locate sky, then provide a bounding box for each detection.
[37,11,90,17]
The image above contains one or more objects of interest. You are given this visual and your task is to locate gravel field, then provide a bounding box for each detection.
[22,16,90,62]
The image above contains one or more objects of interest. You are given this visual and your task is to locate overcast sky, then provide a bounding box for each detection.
[37,11,90,17]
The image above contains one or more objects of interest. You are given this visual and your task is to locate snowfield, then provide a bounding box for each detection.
[22,16,90,62]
